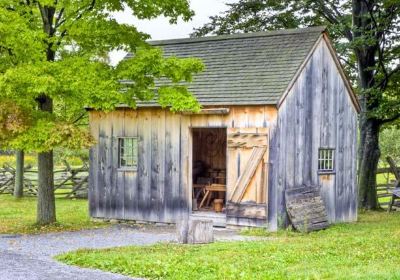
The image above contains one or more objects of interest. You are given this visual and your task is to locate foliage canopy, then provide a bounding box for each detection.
[0,0,203,152]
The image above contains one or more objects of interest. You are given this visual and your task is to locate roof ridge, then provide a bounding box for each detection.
[148,26,326,46]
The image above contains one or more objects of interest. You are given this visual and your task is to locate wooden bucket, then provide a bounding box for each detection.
[213,199,224,212]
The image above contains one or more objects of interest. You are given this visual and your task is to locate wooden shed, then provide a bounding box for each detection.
[88,26,360,230]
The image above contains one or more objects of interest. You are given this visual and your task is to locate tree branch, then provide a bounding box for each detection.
[74,0,96,21]
[375,64,400,89]
[315,0,353,41]
[339,56,357,71]
[55,29,68,48]
[380,113,400,124]
[54,7,64,28]
[54,0,96,31]
[72,113,86,124]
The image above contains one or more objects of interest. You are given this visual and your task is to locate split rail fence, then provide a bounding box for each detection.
[376,164,400,209]
[0,161,88,198]
[0,159,398,206]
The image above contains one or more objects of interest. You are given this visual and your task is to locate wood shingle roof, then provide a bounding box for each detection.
[126,26,326,106]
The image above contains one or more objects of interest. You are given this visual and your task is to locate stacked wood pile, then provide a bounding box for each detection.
[0,161,88,199]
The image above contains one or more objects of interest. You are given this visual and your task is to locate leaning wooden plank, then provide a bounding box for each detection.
[230,147,267,203]
[285,185,329,233]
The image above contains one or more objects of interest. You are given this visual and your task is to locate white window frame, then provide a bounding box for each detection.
[318,148,335,173]
[118,137,138,170]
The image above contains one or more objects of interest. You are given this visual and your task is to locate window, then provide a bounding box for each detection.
[118,137,138,169]
[318,148,335,173]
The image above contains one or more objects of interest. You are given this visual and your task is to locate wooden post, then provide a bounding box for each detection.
[176,218,189,244]
[177,219,214,244]
[14,150,24,198]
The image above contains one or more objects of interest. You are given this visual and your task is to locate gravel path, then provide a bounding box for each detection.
[0,224,257,280]
[0,225,175,280]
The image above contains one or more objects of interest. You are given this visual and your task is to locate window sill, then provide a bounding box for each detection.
[318,171,336,175]
[118,167,137,172]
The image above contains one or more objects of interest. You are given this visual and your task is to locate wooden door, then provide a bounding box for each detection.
[226,128,269,227]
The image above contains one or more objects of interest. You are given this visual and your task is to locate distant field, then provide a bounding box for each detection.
[0,154,85,168]
[0,155,37,167]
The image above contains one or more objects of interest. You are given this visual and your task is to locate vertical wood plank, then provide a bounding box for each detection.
[335,82,345,221]
[227,128,240,200]
[294,77,305,187]
[164,111,182,222]
[99,112,112,219]
[319,45,336,222]
[172,113,182,221]
[136,110,152,221]
[88,112,99,217]
[112,110,124,219]
[105,113,115,219]
[276,100,287,227]
[284,79,296,191]
[310,46,322,187]
[180,114,191,219]
[123,110,138,220]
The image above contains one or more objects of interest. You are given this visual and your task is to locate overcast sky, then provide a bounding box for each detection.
[110,0,236,64]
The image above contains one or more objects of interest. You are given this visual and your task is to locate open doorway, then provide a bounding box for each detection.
[192,128,227,214]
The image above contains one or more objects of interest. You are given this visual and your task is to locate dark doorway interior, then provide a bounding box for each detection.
[192,128,227,213]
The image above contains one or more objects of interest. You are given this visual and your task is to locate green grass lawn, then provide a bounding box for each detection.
[57,212,400,280]
[0,195,106,234]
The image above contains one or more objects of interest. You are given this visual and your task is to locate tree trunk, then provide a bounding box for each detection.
[35,5,57,225]
[358,118,380,209]
[36,95,56,225]
[353,0,381,210]
[37,150,56,224]
[13,150,24,198]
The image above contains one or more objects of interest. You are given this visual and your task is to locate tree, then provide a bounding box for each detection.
[193,0,400,210]
[0,100,27,199]
[14,150,24,198]
[0,0,203,225]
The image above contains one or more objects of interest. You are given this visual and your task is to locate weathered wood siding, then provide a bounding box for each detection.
[89,106,276,224]
[268,38,358,230]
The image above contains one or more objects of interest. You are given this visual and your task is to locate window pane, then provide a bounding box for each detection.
[119,137,138,168]
[318,148,335,172]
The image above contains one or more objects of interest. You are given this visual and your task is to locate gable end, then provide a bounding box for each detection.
[277,33,360,113]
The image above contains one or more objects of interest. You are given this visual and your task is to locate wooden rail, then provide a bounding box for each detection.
[376,165,399,209]
[0,161,88,198]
